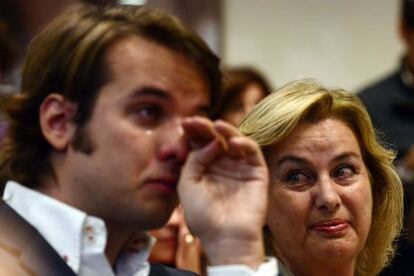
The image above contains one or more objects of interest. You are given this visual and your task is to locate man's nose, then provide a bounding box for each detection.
[314,175,341,213]
[158,119,189,164]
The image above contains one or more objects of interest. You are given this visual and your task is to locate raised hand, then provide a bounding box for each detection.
[178,117,268,269]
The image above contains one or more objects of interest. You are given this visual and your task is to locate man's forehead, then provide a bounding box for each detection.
[107,36,208,83]
[99,36,211,110]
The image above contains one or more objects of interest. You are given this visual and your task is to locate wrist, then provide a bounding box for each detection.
[202,237,265,269]
[207,257,279,276]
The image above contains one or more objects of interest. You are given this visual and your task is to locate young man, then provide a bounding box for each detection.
[0,3,277,276]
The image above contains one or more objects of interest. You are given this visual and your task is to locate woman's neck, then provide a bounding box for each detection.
[284,257,356,276]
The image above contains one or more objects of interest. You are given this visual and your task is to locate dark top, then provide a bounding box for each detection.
[358,66,414,159]
[0,200,196,276]
[358,63,414,276]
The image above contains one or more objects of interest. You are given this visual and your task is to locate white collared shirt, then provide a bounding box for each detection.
[3,181,278,276]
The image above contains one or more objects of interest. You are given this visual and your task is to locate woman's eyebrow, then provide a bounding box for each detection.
[277,155,309,167]
[331,152,360,163]
[276,152,360,167]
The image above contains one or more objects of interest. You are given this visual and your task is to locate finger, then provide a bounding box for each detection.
[189,139,223,167]
[183,117,228,151]
[179,139,224,184]
[227,136,266,166]
[213,120,241,139]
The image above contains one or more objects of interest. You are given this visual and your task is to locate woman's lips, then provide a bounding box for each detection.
[311,219,348,235]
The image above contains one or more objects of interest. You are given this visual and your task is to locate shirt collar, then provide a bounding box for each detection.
[3,181,153,276]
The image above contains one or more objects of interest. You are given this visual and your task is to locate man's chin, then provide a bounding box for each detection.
[141,205,178,230]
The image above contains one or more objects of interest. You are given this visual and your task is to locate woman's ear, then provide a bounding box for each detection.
[39,93,77,151]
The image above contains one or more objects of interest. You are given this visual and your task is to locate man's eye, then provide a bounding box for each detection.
[133,105,163,124]
[333,165,356,179]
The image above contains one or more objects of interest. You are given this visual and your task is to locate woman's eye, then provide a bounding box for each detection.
[333,165,356,179]
[284,171,309,184]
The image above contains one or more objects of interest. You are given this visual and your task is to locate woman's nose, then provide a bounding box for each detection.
[314,175,341,213]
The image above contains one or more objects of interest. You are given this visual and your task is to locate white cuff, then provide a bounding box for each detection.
[207,257,278,276]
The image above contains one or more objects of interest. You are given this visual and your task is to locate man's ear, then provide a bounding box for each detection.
[40,94,77,151]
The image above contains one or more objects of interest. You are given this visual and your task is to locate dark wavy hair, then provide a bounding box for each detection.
[0,3,221,189]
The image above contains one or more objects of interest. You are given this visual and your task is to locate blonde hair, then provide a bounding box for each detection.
[239,79,403,276]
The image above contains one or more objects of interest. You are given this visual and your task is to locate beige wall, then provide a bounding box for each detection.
[223,0,402,92]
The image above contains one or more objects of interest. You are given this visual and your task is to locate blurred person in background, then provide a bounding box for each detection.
[214,67,271,126]
[358,0,414,274]
[0,20,17,88]
[0,20,17,142]
[149,207,203,274]
[0,0,116,86]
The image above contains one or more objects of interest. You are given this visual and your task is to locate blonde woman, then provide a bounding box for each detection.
[240,79,403,276]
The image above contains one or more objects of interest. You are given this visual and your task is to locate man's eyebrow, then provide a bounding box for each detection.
[128,87,171,100]
[128,86,211,115]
